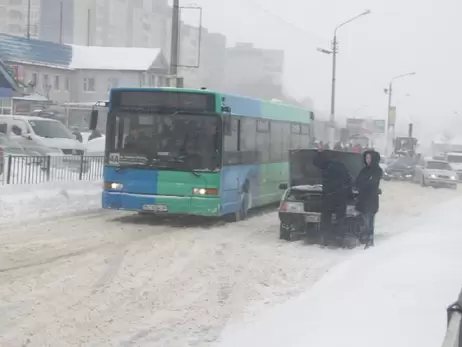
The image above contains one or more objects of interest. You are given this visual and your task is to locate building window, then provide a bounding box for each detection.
[149,75,156,86]
[84,77,95,92]
[65,76,70,91]
[9,9,22,20]
[31,72,38,87]
[54,76,60,90]
[8,24,21,33]
[9,0,22,5]
[43,74,50,88]
[107,77,119,92]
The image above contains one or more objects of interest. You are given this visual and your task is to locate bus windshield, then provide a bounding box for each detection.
[107,111,221,171]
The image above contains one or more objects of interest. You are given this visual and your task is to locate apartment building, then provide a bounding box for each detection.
[225,43,284,87]
[0,0,40,38]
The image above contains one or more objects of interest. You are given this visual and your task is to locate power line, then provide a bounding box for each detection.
[233,0,386,90]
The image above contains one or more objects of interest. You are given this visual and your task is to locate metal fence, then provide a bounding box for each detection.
[0,155,105,184]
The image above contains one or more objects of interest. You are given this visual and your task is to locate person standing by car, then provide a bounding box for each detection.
[313,147,353,246]
[355,150,383,248]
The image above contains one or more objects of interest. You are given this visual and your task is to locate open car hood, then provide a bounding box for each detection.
[289,149,365,187]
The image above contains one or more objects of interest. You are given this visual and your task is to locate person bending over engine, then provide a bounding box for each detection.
[313,147,353,246]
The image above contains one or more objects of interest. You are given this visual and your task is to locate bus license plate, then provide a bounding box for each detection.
[142,204,168,212]
[306,214,320,222]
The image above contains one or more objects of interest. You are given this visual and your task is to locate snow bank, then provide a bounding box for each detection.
[0,181,102,224]
[216,196,462,347]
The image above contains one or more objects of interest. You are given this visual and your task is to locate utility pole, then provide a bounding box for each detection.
[59,1,63,44]
[386,81,393,155]
[329,35,338,138]
[169,0,182,87]
[384,72,415,155]
[317,10,371,147]
[87,9,91,46]
[26,0,31,39]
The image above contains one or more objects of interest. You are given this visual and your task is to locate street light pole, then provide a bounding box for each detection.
[318,10,371,146]
[384,72,416,155]
[170,0,182,87]
[26,0,31,39]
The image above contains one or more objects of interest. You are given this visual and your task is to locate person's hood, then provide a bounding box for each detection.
[363,150,380,167]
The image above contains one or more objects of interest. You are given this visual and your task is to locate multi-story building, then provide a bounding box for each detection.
[225,43,284,87]
[37,0,170,49]
[0,0,40,38]
[178,24,226,90]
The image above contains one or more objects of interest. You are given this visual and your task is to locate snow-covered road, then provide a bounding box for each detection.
[0,182,460,346]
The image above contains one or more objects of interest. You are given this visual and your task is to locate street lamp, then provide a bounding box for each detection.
[317,9,371,145]
[384,72,416,155]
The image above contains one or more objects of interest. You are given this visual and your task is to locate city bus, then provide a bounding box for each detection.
[91,87,314,220]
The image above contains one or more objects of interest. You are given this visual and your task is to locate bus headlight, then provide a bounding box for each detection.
[192,188,218,195]
[104,182,123,189]
[451,175,457,180]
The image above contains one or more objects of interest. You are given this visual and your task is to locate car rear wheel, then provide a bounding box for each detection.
[279,223,291,241]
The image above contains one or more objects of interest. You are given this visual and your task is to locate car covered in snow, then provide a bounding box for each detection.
[278,149,368,248]
[445,152,462,181]
[413,158,458,189]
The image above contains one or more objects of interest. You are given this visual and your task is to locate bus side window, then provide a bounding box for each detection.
[256,119,270,163]
[301,124,310,149]
[270,121,282,163]
[240,118,257,164]
[281,123,290,161]
[290,123,301,149]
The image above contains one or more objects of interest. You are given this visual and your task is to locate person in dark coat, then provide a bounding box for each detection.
[355,150,383,248]
[313,148,353,245]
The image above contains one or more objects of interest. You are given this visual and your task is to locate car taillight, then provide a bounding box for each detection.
[279,201,303,213]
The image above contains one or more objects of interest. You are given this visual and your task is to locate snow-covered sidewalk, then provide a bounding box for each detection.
[216,196,462,347]
[0,181,102,224]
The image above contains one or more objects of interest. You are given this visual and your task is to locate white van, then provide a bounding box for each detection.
[0,115,85,154]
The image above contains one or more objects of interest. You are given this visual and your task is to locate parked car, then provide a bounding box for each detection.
[0,115,85,155]
[413,158,458,189]
[383,156,416,181]
[0,134,65,175]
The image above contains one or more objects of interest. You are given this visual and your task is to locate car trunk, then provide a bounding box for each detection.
[287,149,365,212]
[288,149,365,186]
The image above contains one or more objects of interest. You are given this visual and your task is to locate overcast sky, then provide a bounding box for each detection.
[178,0,462,137]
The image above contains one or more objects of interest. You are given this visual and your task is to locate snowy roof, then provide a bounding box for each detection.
[0,34,72,69]
[12,92,48,101]
[0,34,166,72]
[70,45,163,71]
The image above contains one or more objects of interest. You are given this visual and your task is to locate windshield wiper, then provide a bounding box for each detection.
[167,157,201,177]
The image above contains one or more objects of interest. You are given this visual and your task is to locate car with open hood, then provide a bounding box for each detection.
[278,149,367,246]
[413,157,458,189]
